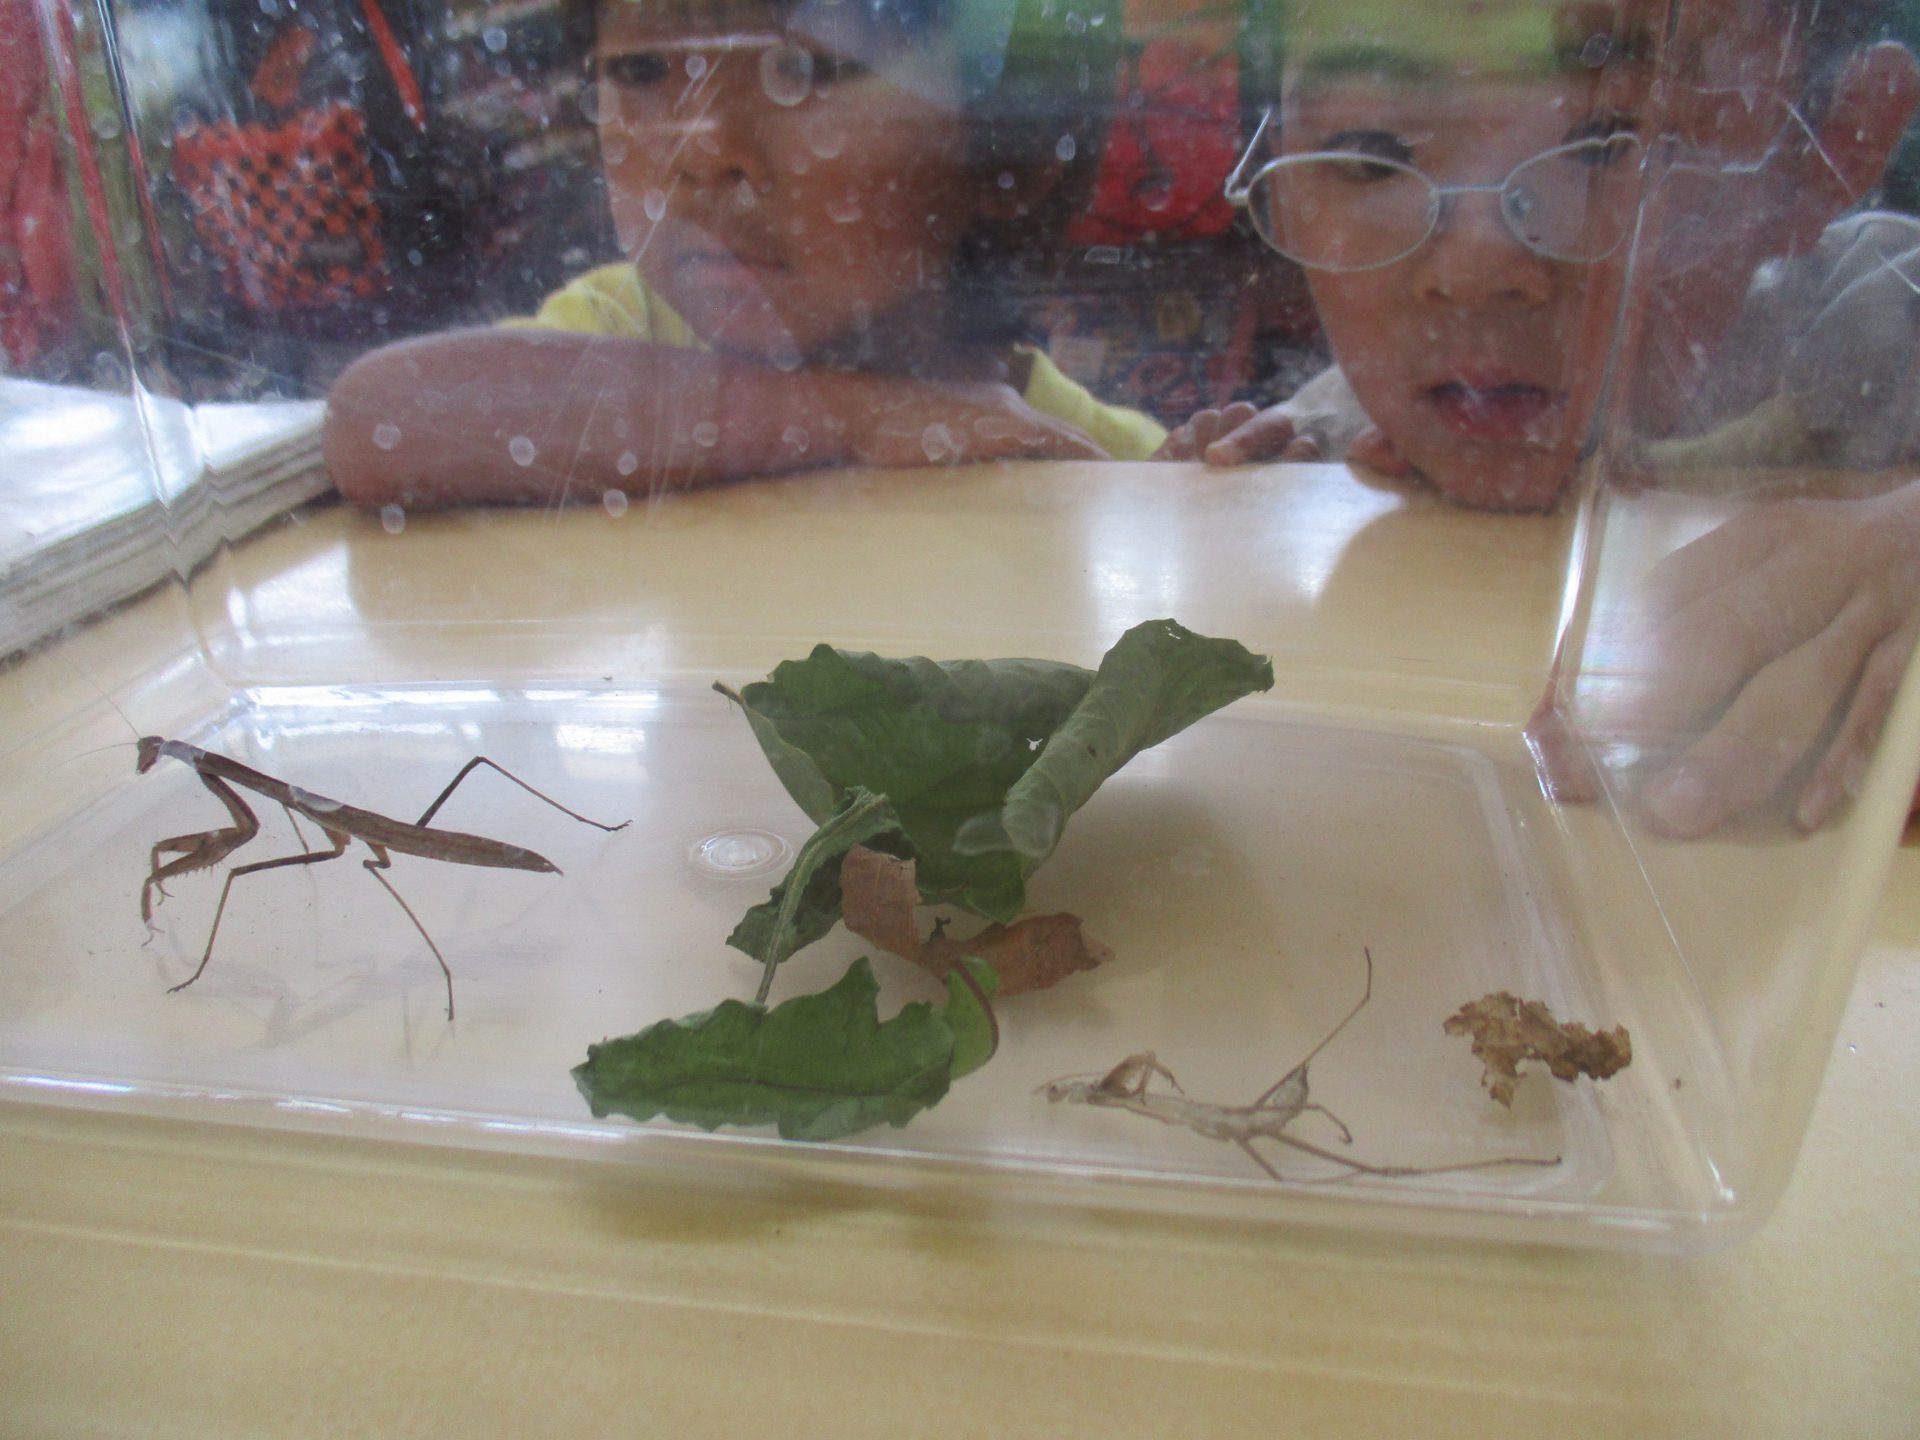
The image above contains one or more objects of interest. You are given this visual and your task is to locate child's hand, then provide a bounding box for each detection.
[1530,482,1920,837]
[840,379,1112,467]
[1156,402,1277,460]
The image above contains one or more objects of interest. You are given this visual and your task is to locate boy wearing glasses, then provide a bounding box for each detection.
[1166,0,1920,515]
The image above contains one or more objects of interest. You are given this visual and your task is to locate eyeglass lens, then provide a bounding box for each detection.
[1246,135,1641,272]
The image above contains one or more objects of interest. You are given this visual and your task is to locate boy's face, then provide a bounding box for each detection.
[593,0,977,361]
[1275,1,1660,512]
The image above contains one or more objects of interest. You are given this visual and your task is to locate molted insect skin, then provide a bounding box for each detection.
[1041,950,1561,1181]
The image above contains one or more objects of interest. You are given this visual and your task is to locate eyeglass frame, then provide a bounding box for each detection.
[1223,108,1651,273]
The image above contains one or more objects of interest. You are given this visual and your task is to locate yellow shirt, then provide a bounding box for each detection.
[510,265,1167,461]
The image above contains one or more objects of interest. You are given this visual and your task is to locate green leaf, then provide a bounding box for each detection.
[573,956,998,1142]
[945,958,999,1079]
[725,787,906,1000]
[959,618,1277,862]
[727,620,1273,921]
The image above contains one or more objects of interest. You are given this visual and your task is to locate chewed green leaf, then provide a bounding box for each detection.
[727,621,1274,922]
[960,620,1275,862]
[573,957,996,1142]
[726,788,905,991]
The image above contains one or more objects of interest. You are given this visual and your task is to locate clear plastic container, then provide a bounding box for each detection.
[4,0,1919,1251]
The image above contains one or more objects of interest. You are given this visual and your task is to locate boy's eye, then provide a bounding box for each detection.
[1317,129,1416,182]
[809,53,868,89]
[600,52,673,89]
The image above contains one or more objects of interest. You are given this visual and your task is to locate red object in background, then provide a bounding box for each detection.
[0,0,78,370]
[173,104,391,315]
[1069,40,1241,246]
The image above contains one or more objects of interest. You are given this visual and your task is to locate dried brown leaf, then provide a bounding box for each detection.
[839,845,925,960]
[1442,992,1632,1107]
[840,845,1109,996]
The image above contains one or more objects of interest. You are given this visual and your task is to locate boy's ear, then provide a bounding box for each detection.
[1801,41,1920,219]
[973,157,1067,221]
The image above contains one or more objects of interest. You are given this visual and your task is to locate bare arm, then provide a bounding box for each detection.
[323,328,1106,508]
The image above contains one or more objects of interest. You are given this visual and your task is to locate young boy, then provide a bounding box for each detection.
[1168,0,1920,514]
[323,0,1167,507]
[1173,0,1920,836]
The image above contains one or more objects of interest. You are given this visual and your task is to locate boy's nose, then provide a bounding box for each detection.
[1410,191,1556,306]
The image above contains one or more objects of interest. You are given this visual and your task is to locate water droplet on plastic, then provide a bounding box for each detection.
[997,170,1016,189]
[603,489,630,517]
[921,422,959,462]
[768,337,803,372]
[732,179,759,211]
[686,53,708,80]
[509,436,538,467]
[91,111,123,140]
[616,450,639,475]
[380,504,406,534]
[1055,134,1077,163]
[372,422,402,450]
[826,196,863,224]
[803,112,847,159]
[692,421,720,447]
[483,25,508,52]
[760,45,812,105]
[1065,10,1087,33]
[405,247,424,267]
[642,188,668,222]
[781,425,810,453]
[689,829,793,878]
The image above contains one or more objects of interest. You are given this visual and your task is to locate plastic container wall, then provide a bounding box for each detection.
[3,0,1918,1251]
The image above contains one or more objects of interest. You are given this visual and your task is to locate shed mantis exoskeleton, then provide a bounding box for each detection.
[137,737,629,1020]
[1040,949,1561,1182]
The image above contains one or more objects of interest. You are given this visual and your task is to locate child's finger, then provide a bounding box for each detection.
[1793,618,1920,830]
[1523,695,1602,805]
[1640,593,1893,838]
[1153,423,1200,460]
[1611,529,1860,744]
[1203,411,1298,465]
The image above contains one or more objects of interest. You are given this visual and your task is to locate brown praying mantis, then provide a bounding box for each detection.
[137,736,629,1020]
[1040,948,1562,1183]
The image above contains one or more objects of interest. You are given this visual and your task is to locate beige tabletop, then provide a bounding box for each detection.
[3,463,1916,1436]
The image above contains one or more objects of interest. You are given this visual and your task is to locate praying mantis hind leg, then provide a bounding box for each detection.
[411,756,631,834]
[167,829,351,995]
[360,846,458,1022]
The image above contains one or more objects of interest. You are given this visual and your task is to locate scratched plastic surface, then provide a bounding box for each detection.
[6,0,1920,1251]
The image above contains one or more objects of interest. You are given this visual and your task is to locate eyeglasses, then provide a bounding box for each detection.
[1224,110,1647,273]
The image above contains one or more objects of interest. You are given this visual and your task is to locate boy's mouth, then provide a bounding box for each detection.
[1425,380,1561,443]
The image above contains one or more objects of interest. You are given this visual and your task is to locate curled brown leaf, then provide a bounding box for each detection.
[1443,992,1632,1107]
[841,845,1109,996]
